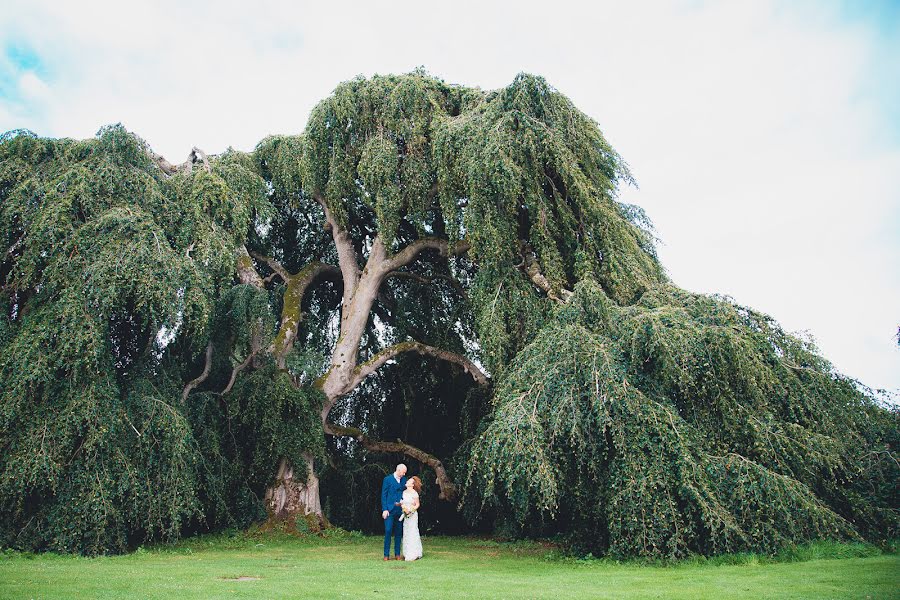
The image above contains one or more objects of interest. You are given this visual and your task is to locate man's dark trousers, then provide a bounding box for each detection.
[381,474,406,557]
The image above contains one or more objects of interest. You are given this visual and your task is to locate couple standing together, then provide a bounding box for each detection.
[381,463,423,561]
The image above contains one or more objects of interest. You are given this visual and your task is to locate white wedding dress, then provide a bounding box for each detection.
[401,489,423,561]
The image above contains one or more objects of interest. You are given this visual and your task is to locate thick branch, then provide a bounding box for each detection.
[189,147,211,173]
[152,151,180,176]
[236,245,266,289]
[351,341,489,390]
[315,195,360,312]
[150,147,212,176]
[325,423,459,501]
[182,341,213,403]
[385,237,471,273]
[272,261,341,366]
[249,250,291,282]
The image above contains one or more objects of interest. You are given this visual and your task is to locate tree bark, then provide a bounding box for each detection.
[225,244,341,526]
[258,198,482,524]
[181,341,213,403]
[264,453,327,530]
[350,341,489,390]
[522,247,573,303]
[151,146,212,176]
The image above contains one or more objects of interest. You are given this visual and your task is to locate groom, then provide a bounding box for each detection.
[381,463,407,560]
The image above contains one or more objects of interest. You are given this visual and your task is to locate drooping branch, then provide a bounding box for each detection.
[325,423,459,501]
[222,349,257,394]
[220,245,268,391]
[181,340,213,403]
[3,232,25,263]
[350,341,489,390]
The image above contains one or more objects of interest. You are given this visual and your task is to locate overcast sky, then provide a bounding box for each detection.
[2,0,898,393]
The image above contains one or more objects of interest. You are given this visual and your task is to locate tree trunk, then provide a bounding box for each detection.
[248,206,478,529]
[263,453,327,531]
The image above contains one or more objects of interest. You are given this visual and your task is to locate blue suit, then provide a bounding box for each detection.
[381,473,406,557]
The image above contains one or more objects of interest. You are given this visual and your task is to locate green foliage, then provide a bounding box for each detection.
[296,71,662,374]
[465,280,898,557]
[0,126,317,554]
[227,367,325,491]
[0,370,202,554]
[2,72,896,561]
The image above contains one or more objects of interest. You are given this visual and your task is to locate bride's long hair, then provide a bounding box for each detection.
[410,476,422,495]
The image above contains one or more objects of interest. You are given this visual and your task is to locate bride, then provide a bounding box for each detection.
[400,476,423,561]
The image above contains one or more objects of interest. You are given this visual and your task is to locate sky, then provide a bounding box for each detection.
[1,0,898,393]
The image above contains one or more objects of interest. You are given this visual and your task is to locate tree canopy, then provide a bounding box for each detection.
[1,72,896,557]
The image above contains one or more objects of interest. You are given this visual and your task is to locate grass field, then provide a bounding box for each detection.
[1,532,897,599]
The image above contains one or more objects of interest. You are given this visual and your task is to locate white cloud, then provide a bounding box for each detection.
[1,0,897,391]
[18,71,50,100]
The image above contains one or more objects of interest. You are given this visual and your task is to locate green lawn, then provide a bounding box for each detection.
[1,533,897,600]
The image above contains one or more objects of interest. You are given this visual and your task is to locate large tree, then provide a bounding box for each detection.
[1,73,896,556]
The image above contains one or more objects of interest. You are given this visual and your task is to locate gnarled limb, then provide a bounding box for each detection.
[325,423,459,501]
[181,340,213,403]
[150,146,212,176]
[188,147,211,173]
[236,245,266,289]
[522,250,573,303]
[384,237,470,274]
[249,250,291,283]
[272,261,341,367]
[152,152,180,176]
[350,341,489,390]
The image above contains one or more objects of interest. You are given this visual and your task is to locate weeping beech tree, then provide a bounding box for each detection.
[465,282,897,556]
[1,72,896,556]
